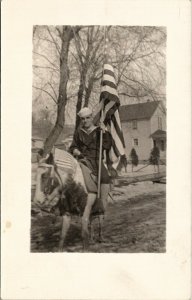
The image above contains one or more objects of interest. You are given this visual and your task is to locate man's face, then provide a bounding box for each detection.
[81,114,93,129]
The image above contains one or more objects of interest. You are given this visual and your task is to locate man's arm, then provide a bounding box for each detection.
[69,130,81,157]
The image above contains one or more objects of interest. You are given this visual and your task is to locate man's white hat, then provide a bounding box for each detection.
[78,107,92,118]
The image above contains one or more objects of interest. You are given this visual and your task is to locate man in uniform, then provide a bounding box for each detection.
[69,107,112,242]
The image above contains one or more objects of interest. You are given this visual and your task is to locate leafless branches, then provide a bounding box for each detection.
[33,25,166,128]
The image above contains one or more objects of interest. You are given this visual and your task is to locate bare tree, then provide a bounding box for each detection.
[32,25,166,153]
[32,25,60,123]
[71,26,108,129]
[33,26,81,155]
[109,26,166,106]
[43,26,82,155]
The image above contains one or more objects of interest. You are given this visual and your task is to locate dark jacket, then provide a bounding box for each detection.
[69,126,112,176]
[70,126,112,160]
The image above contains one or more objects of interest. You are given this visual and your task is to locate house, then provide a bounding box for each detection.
[119,101,166,162]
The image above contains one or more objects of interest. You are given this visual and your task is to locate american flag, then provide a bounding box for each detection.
[99,63,126,166]
[54,148,87,189]
[54,148,77,175]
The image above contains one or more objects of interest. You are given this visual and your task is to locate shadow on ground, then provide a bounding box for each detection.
[31,185,166,253]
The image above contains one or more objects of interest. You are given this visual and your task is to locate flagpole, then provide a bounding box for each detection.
[97,26,107,199]
[97,109,104,199]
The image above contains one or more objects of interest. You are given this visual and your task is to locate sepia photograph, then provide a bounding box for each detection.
[31,25,167,253]
[2,0,191,299]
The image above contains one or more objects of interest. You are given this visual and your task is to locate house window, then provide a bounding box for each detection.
[132,120,137,129]
[133,138,139,146]
[158,117,162,130]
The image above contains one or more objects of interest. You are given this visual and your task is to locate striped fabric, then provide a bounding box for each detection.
[100,64,126,165]
[53,148,87,190]
[54,148,77,175]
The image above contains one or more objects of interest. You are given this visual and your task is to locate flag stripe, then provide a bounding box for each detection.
[103,69,115,78]
[110,120,125,154]
[99,63,126,167]
[102,80,117,90]
[55,158,75,164]
[106,131,119,159]
[103,74,116,84]
[56,162,76,170]
[114,109,121,126]
[109,141,120,161]
[101,85,119,97]
[111,147,119,160]
[54,148,77,174]
[104,103,119,122]
[55,160,75,167]
[55,156,74,161]
[103,101,117,119]
[106,123,122,159]
[104,64,114,72]
[111,138,121,157]
[100,91,119,103]
[111,115,126,147]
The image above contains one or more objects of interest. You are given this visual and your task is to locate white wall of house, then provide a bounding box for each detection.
[121,104,166,161]
[150,105,166,133]
[150,106,166,159]
[122,119,152,161]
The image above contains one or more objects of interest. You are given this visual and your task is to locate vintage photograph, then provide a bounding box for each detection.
[31,25,166,253]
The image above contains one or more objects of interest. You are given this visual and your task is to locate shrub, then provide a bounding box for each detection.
[130,148,139,171]
[149,146,160,165]
[117,154,128,173]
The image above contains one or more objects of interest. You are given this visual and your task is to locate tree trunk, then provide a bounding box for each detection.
[73,27,102,130]
[43,26,74,156]
[75,74,86,130]
[84,76,94,107]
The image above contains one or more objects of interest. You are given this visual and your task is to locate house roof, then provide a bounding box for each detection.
[119,101,161,122]
[150,129,166,139]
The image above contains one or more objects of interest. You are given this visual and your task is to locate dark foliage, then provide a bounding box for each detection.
[149,146,160,165]
[117,154,128,172]
[130,148,139,167]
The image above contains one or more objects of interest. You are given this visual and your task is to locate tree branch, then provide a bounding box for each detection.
[56,26,63,38]
[72,29,84,67]
[33,51,59,70]
[33,64,59,72]
[46,26,61,55]
[33,85,57,104]
[48,83,58,100]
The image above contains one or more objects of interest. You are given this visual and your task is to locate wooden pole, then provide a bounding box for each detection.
[97,109,104,198]
[116,171,166,185]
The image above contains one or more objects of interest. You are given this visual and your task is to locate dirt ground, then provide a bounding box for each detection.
[31,180,166,253]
